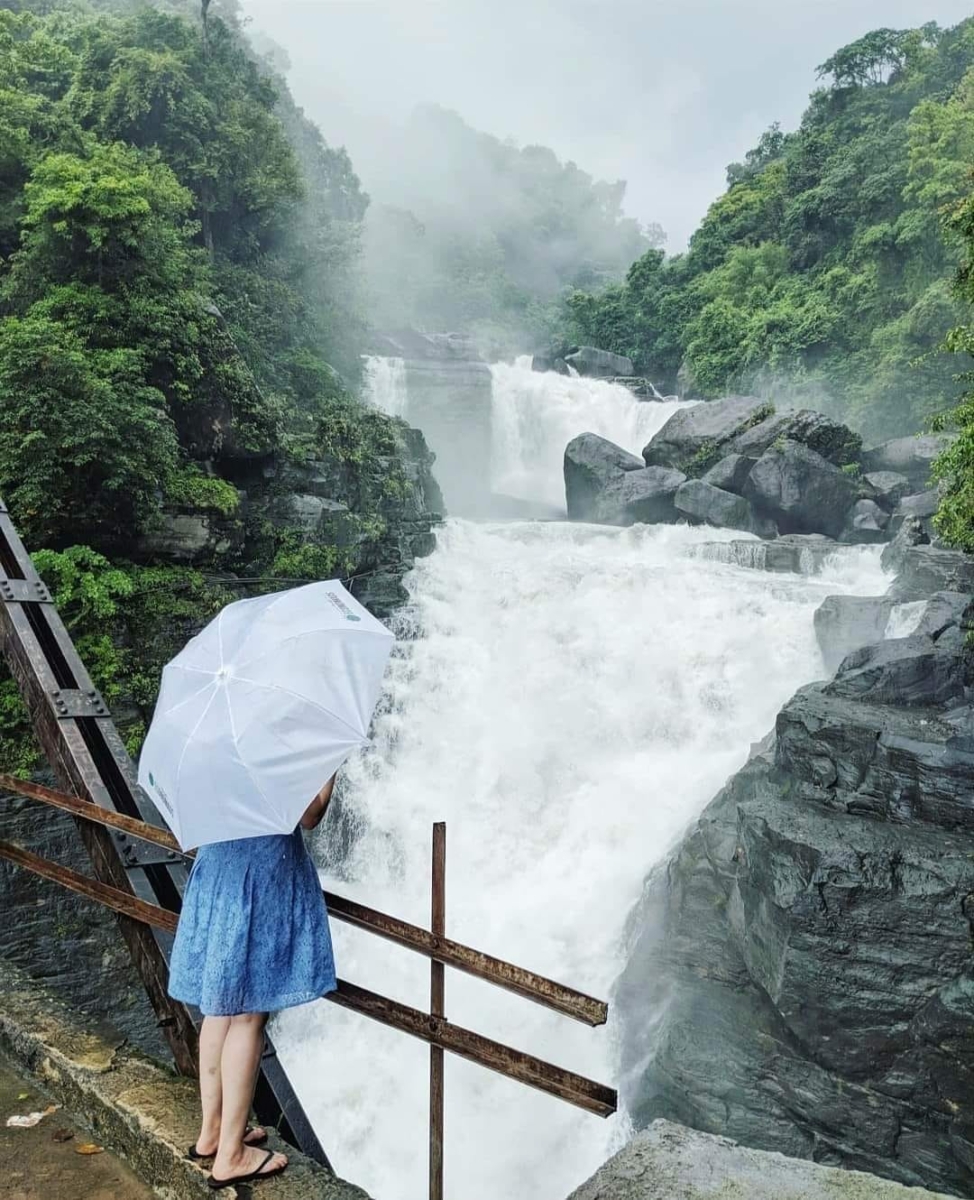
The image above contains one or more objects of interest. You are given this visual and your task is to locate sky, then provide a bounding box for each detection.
[240,0,974,249]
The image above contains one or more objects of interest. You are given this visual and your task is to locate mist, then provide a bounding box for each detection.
[241,0,974,251]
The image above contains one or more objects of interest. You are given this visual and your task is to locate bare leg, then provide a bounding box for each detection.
[195,1016,229,1155]
[212,1013,287,1181]
[194,1016,266,1156]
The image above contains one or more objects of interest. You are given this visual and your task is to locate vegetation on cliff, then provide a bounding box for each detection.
[0,0,436,773]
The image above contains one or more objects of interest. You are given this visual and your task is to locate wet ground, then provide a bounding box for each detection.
[0,1052,152,1200]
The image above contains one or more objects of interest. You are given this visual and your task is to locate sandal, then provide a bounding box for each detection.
[188,1126,268,1160]
[207,1148,287,1190]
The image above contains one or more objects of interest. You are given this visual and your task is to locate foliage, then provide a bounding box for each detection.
[565,17,974,442]
[934,190,974,551]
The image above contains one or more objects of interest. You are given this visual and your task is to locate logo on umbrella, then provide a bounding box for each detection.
[326,591,362,622]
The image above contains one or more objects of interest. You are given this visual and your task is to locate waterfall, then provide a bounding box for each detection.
[275,367,891,1200]
[363,355,408,417]
[490,356,689,508]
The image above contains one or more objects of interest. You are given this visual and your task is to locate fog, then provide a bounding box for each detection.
[241,0,974,250]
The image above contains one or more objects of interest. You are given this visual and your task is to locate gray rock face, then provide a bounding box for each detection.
[886,545,974,601]
[744,441,860,538]
[675,479,775,537]
[564,345,634,377]
[617,594,974,1197]
[864,471,911,510]
[840,498,889,544]
[702,453,756,496]
[564,433,646,520]
[567,1121,961,1200]
[889,489,941,539]
[138,511,234,563]
[881,516,931,573]
[643,395,770,473]
[862,434,952,489]
[689,535,841,576]
[596,466,686,526]
[730,409,862,467]
[814,595,894,674]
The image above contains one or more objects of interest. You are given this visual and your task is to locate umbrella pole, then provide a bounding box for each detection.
[430,822,446,1200]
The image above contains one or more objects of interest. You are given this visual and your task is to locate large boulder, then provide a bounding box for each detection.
[674,480,775,537]
[888,488,941,539]
[744,441,860,538]
[864,470,911,510]
[729,408,861,467]
[839,498,889,544]
[813,595,894,675]
[881,515,930,573]
[564,433,646,520]
[567,1121,961,1200]
[886,544,974,601]
[861,434,953,490]
[701,454,755,496]
[643,396,772,473]
[617,600,974,1197]
[596,466,686,526]
[563,345,634,377]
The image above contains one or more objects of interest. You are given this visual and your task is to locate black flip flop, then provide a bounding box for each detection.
[188,1127,268,1160]
[207,1148,287,1190]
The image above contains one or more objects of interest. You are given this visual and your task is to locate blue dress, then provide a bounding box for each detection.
[168,828,337,1016]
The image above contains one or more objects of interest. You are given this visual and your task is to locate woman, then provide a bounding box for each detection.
[168,774,338,1189]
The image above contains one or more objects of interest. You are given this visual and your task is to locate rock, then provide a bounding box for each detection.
[744,441,860,538]
[564,345,634,377]
[886,545,974,601]
[864,471,911,510]
[701,454,755,496]
[889,489,941,538]
[596,466,687,526]
[375,329,483,361]
[730,409,862,467]
[813,595,894,674]
[564,433,646,521]
[674,480,775,537]
[617,613,974,1197]
[914,591,973,638]
[688,535,841,575]
[610,377,664,398]
[839,498,889,544]
[643,395,772,473]
[881,516,931,573]
[825,633,970,707]
[566,1121,961,1200]
[138,512,230,563]
[531,354,570,375]
[862,434,953,489]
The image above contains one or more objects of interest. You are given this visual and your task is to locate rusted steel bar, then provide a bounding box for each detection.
[430,822,446,1200]
[0,774,182,851]
[327,982,617,1118]
[1,775,608,1027]
[0,839,618,1119]
[0,839,179,934]
[323,895,606,1026]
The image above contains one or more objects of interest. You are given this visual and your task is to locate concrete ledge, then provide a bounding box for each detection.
[567,1121,962,1200]
[0,958,370,1200]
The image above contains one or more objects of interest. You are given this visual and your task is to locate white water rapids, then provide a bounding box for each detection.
[277,357,890,1199]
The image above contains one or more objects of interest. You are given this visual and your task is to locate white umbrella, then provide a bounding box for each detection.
[138,580,394,850]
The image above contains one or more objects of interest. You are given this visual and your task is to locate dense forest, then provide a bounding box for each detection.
[0,0,431,772]
[565,21,974,447]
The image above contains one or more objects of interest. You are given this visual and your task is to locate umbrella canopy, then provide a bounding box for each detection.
[138,580,394,850]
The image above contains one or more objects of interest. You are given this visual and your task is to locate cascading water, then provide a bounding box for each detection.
[362,355,408,417]
[276,362,891,1200]
[490,356,688,508]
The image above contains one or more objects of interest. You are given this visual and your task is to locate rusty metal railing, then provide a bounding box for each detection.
[0,776,617,1198]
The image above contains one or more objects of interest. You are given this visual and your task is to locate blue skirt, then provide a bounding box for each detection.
[168,828,337,1016]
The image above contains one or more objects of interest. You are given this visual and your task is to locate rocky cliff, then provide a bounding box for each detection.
[616,541,974,1196]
